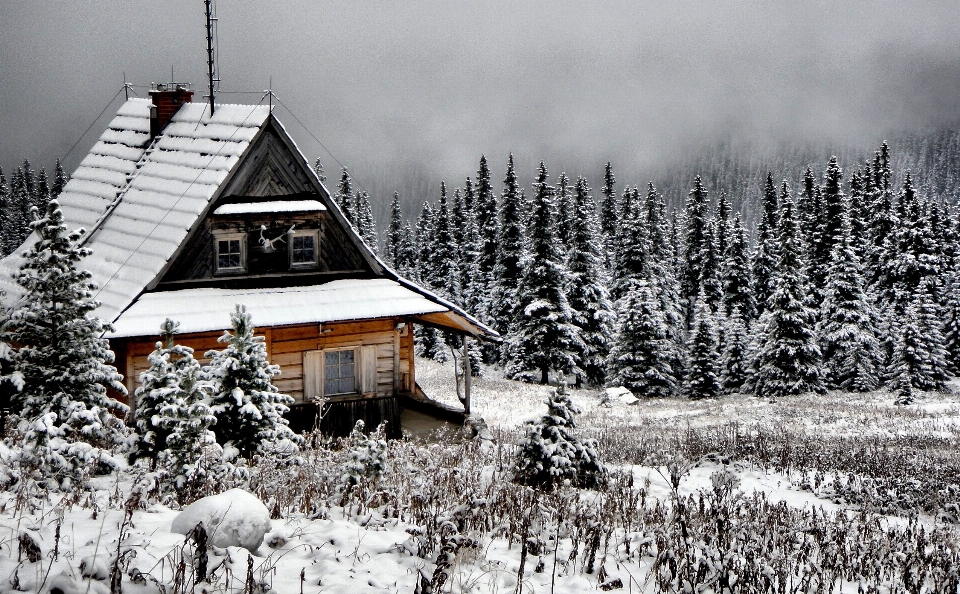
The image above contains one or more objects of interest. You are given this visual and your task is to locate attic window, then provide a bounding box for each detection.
[214,232,246,273]
[289,229,319,268]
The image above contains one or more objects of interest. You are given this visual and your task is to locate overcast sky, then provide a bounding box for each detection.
[2,1,959,203]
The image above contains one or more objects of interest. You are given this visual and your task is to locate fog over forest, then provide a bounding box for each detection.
[2,1,959,223]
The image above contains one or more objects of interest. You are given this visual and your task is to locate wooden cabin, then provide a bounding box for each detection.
[0,85,497,438]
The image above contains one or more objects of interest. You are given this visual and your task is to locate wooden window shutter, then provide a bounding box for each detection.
[360,345,377,394]
[303,350,323,401]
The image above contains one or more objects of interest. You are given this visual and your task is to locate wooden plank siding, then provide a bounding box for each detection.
[112,317,417,406]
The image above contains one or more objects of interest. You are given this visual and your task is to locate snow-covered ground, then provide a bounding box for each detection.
[2,360,959,593]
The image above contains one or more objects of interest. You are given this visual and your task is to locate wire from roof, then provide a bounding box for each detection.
[60,86,126,166]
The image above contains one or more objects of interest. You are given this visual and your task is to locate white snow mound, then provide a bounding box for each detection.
[171,488,271,552]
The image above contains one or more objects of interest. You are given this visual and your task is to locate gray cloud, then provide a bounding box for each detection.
[2,1,958,206]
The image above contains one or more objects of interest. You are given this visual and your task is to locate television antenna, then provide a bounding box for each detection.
[204,0,220,115]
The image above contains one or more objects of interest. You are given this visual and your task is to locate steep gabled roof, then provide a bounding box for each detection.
[0,98,499,341]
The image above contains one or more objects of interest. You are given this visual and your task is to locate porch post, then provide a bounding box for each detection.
[463,336,471,414]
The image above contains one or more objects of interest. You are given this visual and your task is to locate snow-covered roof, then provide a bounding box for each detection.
[110,279,449,338]
[212,200,326,215]
[0,99,271,321]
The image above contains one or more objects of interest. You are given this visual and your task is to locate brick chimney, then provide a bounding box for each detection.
[149,83,194,138]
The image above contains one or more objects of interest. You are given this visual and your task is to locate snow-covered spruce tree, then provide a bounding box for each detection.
[312,158,327,184]
[751,174,780,317]
[882,172,941,315]
[9,167,33,249]
[886,278,950,392]
[384,191,405,269]
[490,154,525,340]
[0,167,10,256]
[699,219,723,312]
[335,167,355,225]
[943,268,960,375]
[808,157,845,304]
[719,306,751,394]
[515,384,604,490]
[889,304,922,405]
[599,161,619,270]
[129,319,183,466]
[506,162,580,384]
[610,185,647,302]
[607,279,679,397]
[566,176,615,386]
[681,176,710,320]
[204,305,299,459]
[4,200,128,450]
[685,292,721,399]
[722,214,756,320]
[818,207,881,392]
[751,182,825,399]
[474,155,500,282]
[414,201,435,286]
[554,172,573,246]
[155,327,217,501]
[353,190,378,253]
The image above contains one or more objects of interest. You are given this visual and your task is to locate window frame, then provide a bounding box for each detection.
[214,231,247,274]
[288,229,320,269]
[322,347,358,396]
[303,345,378,402]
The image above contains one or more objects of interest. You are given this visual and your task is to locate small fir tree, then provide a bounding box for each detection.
[474,155,500,281]
[130,319,186,466]
[339,420,388,490]
[599,162,619,270]
[751,174,780,316]
[204,305,299,459]
[336,167,355,225]
[491,154,525,338]
[514,384,604,490]
[384,192,405,268]
[681,176,710,319]
[722,214,756,320]
[312,158,327,184]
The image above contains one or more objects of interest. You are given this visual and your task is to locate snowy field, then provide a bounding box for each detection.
[2,359,960,593]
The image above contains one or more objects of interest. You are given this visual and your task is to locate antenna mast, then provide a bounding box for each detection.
[204,0,217,115]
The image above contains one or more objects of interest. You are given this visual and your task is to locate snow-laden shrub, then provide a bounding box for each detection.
[340,420,387,489]
[514,384,605,490]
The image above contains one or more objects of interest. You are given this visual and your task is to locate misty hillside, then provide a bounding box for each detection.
[355,122,960,232]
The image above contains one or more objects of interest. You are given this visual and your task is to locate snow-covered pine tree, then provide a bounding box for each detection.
[566,175,615,386]
[644,183,687,380]
[685,292,721,399]
[385,192,405,269]
[339,420,387,489]
[599,162,618,270]
[943,265,960,375]
[889,302,922,405]
[34,168,50,214]
[353,190,378,253]
[847,166,869,257]
[607,278,679,397]
[0,168,10,255]
[9,167,33,249]
[514,384,604,490]
[887,278,950,392]
[336,167,355,225]
[699,219,723,312]
[818,204,880,392]
[808,157,845,306]
[204,305,299,459]
[610,186,647,302]
[4,199,128,449]
[866,143,896,289]
[313,158,327,184]
[751,173,779,316]
[474,155,499,281]
[414,201,436,286]
[751,181,825,399]
[491,154,525,338]
[882,172,939,315]
[681,176,709,320]
[555,172,573,246]
[722,214,756,320]
[719,306,751,394]
[130,319,183,466]
[506,162,580,384]
[429,182,459,300]
[713,191,732,274]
